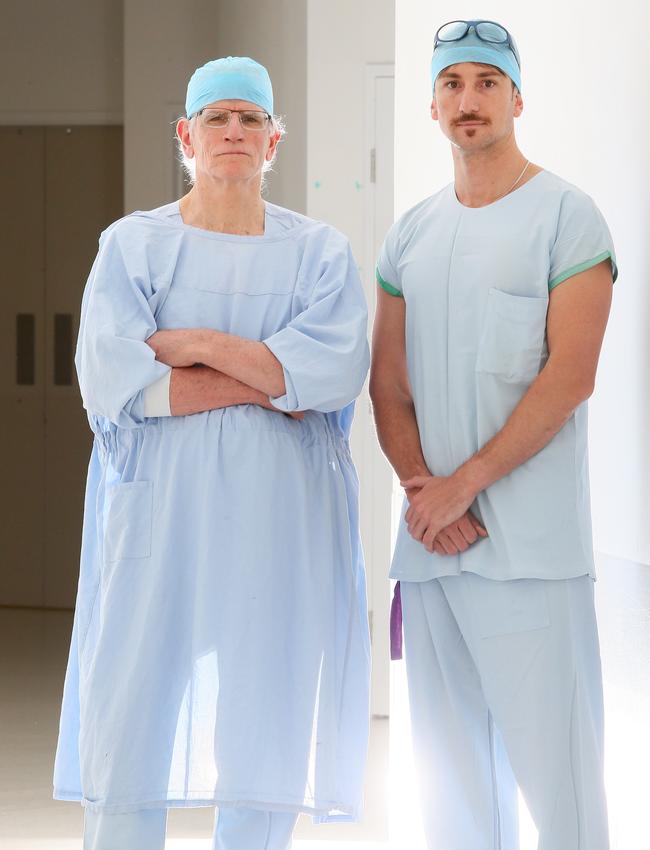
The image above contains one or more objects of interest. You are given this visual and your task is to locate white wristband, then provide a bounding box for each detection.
[143,370,172,417]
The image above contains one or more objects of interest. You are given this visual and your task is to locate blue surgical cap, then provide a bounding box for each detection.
[185,56,274,118]
[430,26,521,94]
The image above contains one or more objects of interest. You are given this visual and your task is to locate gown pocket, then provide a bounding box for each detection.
[476,288,548,383]
[104,480,153,562]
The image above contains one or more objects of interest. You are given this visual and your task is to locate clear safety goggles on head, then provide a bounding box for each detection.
[192,108,272,131]
[434,19,521,69]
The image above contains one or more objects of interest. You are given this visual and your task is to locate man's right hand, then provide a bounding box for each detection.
[404,487,487,555]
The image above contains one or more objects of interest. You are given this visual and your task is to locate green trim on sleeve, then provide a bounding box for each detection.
[549,251,617,290]
[376,267,403,298]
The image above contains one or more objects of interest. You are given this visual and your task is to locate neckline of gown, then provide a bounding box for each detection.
[147,199,302,244]
[451,168,547,212]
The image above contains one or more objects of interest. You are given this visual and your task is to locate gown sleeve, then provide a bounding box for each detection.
[75,222,171,428]
[263,230,369,413]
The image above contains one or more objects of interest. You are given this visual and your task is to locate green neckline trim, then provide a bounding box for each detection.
[376,268,403,298]
[549,251,617,290]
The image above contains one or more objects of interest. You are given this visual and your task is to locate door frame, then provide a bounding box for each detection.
[363,63,395,719]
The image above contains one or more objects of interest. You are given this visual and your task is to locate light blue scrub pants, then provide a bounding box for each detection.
[83,805,299,850]
[401,573,609,850]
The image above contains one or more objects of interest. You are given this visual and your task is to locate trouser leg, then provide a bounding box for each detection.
[440,573,609,850]
[401,579,519,850]
[212,807,299,850]
[83,807,167,850]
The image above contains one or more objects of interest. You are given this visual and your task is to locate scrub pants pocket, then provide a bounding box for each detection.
[104,480,153,562]
[464,575,550,638]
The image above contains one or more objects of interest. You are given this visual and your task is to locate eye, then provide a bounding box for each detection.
[240,112,268,130]
[483,79,497,88]
[206,110,229,126]
[446,81,459,89]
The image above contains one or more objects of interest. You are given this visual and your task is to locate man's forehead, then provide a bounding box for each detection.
[200,98,264,111]
[438,62,504,78]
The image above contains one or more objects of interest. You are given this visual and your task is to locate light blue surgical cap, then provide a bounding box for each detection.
[185,56,274,118]
[430,26,521,94]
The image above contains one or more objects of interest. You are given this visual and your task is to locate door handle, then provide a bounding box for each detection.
[54,313,73,386]
[16,313,35,385]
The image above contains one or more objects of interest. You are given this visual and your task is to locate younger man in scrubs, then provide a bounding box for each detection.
[371,19,616,850]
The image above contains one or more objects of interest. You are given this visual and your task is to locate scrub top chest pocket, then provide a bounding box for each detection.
[476,288,549,383]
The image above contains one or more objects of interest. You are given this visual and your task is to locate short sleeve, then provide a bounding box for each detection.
[263,231,369,413]
[549,190,618,291]
[376,221,403,297]
[75,224,171,428]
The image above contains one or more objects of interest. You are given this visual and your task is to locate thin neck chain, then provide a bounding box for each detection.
[495,159,530,201]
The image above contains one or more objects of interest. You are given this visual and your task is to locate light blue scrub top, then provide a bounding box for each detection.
[52,201,371,821]
[377,170,617,582]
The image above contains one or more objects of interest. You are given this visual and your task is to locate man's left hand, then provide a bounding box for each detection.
[401,473,478,553]
[146,329,209,367]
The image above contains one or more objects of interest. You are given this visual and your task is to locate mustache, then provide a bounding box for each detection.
[455,115,489,125]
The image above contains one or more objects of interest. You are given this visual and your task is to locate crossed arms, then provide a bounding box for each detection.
[369,259,613,556]
[145,328,295,417]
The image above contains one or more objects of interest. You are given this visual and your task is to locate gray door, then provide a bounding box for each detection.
[0,125,123,609]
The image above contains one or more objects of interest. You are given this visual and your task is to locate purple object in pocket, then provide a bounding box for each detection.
[390,581,403,660]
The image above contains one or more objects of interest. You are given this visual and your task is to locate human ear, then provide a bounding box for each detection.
[177,118,194,158]
[430,97,439,121]
[265,130,281,162]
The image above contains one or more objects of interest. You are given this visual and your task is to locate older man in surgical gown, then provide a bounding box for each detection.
[52,56,370,850]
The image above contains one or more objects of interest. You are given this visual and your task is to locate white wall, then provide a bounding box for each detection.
[0,0,122,123]
[306,0,395,269]
[395,1,650,566]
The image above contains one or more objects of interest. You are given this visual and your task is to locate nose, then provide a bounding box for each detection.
[223,112,245,141]
[458,88,480,116]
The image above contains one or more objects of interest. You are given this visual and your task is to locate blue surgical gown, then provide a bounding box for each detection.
[52,201,371,821]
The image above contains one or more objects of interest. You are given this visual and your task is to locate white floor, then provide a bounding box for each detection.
[1,554,648,849]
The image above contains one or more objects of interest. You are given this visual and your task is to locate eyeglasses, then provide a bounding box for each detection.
[193,108,272,131]
[434,19,521,69]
